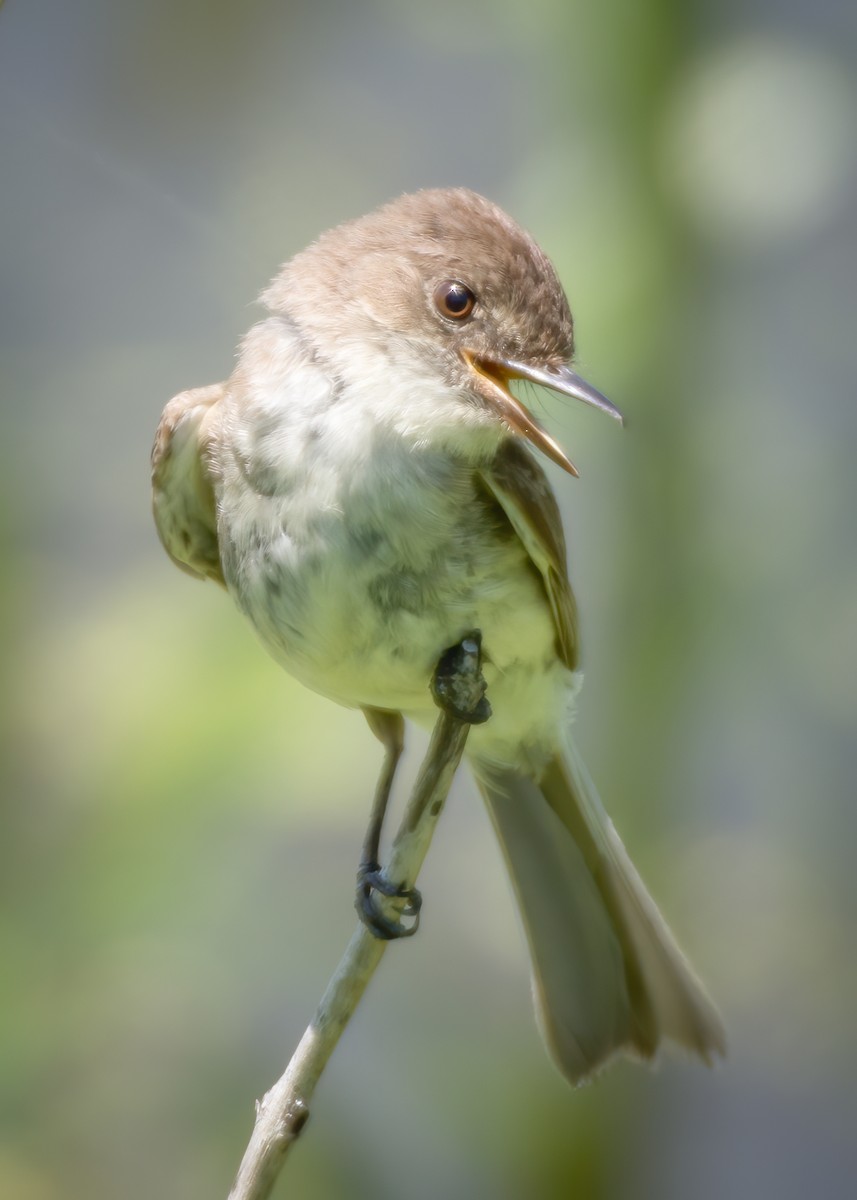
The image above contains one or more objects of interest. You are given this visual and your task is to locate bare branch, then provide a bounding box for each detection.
[228,638,487,1200]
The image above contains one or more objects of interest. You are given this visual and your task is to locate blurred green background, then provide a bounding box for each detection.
[2,1,855,1197]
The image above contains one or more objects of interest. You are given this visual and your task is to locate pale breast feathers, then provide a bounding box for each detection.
[151,383,225,585]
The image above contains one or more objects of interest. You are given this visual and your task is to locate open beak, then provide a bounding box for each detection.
[463,352,623,477]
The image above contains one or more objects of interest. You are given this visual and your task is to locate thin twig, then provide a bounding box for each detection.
[228,640,487,1200]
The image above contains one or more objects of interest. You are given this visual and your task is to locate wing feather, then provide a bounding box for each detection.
[480,439,579,670]
[151,383,225,585]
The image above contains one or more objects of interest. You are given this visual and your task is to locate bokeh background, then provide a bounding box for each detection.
[2,1,856,1197]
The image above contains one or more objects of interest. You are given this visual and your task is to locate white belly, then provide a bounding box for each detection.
[218,446,571,770]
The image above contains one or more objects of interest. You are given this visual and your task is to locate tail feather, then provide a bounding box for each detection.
[474,742,725,1084]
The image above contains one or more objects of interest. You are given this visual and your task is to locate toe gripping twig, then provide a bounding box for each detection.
[228,633,489,1200]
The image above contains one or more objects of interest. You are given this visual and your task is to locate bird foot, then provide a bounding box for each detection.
[356,862,422,940]
[431,631,492,724]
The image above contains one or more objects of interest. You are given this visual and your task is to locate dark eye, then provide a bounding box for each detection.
[433,280,476,321]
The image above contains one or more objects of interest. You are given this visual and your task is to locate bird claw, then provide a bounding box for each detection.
[356,862,422,940]
[431,630,492,724]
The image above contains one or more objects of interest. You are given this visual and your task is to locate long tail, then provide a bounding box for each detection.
[473,741,725,1084]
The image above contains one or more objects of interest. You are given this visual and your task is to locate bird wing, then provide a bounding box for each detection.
[151,383,225,585]
[479,438,579,671]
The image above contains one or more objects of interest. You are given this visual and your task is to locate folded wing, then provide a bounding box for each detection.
[479,438,579,671]
[151,383,225,585]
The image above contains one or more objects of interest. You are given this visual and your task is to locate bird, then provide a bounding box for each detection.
[152,187,725,1084]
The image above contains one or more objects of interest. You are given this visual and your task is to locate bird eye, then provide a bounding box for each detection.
[433,280,476,321]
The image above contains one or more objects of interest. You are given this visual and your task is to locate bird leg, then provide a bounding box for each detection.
[356,708,417,939]
[355,632,491,940]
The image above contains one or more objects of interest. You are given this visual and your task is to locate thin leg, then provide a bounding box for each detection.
[354,634,491,941]
[359,707,404,873]
[356,709,420,939]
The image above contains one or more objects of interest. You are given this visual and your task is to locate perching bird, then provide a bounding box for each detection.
[152,188,724,1083]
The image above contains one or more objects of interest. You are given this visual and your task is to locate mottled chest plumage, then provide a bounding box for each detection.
[218,443,520,698]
